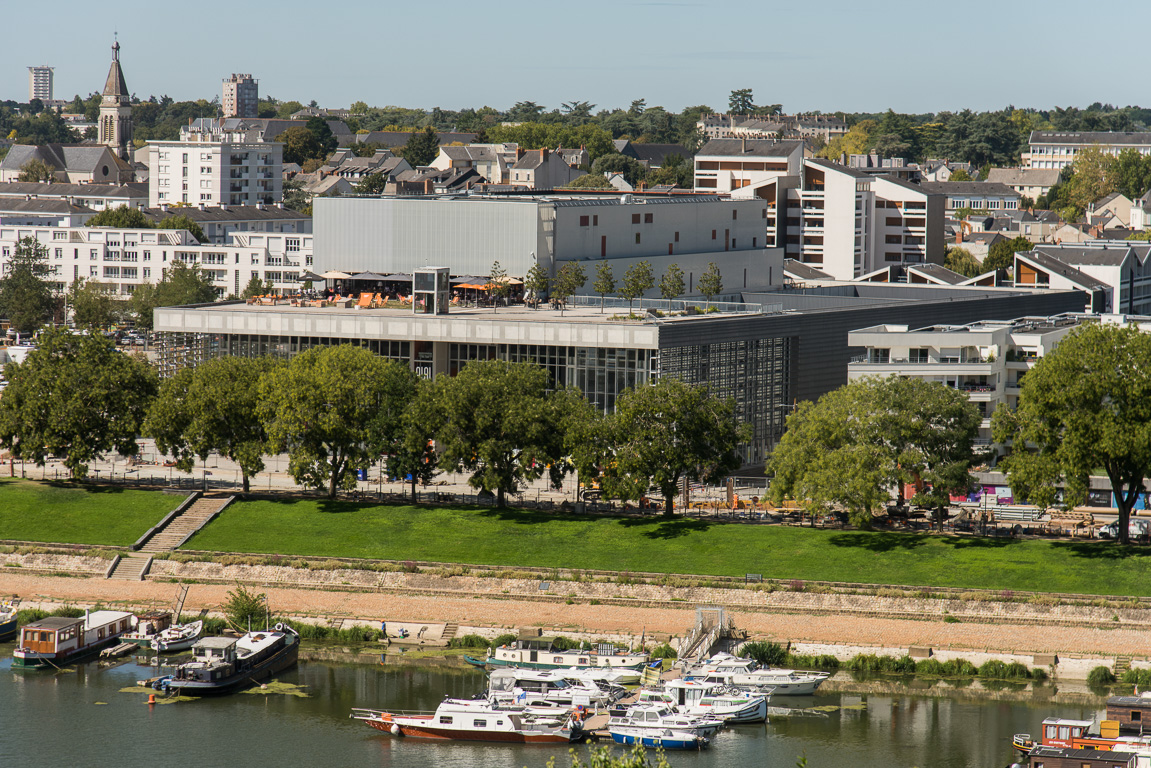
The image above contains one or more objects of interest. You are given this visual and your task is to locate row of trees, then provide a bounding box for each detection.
[0,339,747,511]
[517,259,724,314]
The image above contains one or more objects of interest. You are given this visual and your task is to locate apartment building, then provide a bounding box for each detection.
[148,125,282,207]
[985,167,1062,200]
[1027,131,1151,169]
[28,66,53,101]
[0,225,311,298]
[847,315,1085,449]
[0,181,147,211]
[694,139,805,195]
[222,74,258,119]
[1012,243,1151,315]
[917,181,1020,214]
[696,114,848,143]
[141,203,312,244]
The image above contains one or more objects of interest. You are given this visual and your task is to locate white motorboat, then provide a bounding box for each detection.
[152,619,204,652]
[558,665,642,686]
[487,668,623,708]
[351,698,583,743]
[609,726,710,750]
[606,704,724,738]
[482,637,648,671]
[683,652,829,696]
[636,679,768,724]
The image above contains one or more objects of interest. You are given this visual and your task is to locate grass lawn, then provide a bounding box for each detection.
[0,478,179,546]
[185,499,1151,597]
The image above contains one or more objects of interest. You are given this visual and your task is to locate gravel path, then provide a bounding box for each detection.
[3,572,1146,657]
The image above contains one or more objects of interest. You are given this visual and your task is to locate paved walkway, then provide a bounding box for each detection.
[4,572,1147,658]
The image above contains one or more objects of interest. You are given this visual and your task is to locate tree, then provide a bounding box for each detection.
[259,345,417,499]
[240,275,274,299]
[943,246,982,278]
[993,323,1151,545]
[565,173,613,190]
[948,168,973,182]
[0,237,54,335]
[86,205,155,229]
[282,178,309,213]
[130,260,218,330]
[17,158,55,183]
[398,126,440,167]
[1112,148,1151,201]
[620,261,654,314]
[551,262,586,315]
[156,214,206,243]
[592,155,646,187]
[593,261,616,313]
[354,171,387,194]
[488,260,510,311]
[67,278,117,329]
[0,328,157,478]
[1064,145,1116,216]
[659,264,685,301]
[387,380,440,502]
[603,378,748,516]
[697,261,723,308]
[871,133,911,160]
[983,235,1033,273]
[276,126,324,166]
[304,116,338,157]
[524,262,549,307]
[145,356,279,493]
[729,89,755,115]
[428,360,571,507]
[768,377,981,529]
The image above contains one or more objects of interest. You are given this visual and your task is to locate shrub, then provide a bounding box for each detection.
[1031,668,1049,682]
[816,654,841,670]
[742,641,789,667]
[891,656,917,674]
[915,658,946,676]
[221,584,267,630]
[650,643,678,659]
[942,659,978,677]
[1121,669,1151,688]
[1004,662,1032,679]
[847,654,914,674]
[943,615,960,623]
[446,634,490,649]
[491,633,517,648]
[788,579,806,592]
[977,660,1009,679]
[1087,666,1116,686]
[551,635,581,651]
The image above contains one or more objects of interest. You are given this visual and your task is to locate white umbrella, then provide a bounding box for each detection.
[320,270,352,279]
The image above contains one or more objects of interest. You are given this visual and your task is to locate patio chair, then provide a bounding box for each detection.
[355,292,373,309]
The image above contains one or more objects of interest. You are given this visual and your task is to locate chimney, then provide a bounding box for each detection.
[276,201,284,209]
[955,229,963,245]
[741,137,747,154]
[198,203,206,211]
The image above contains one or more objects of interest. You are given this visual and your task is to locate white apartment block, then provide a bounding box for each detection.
[1027,131,1151,169]
[694,139,805,195]
[222,74,258,119]
[917,182,1020,214]
[0,225,312,299]
[148,128,282,208]
[28,66,53,101]
[848,315,1085,448]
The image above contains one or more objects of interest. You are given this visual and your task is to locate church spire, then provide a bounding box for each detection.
[98,37,132,161]
[102,38,129,105]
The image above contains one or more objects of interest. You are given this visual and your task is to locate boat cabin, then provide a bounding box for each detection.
[134,612,173,637]
[1109,695,1151,733]
[1028,745,1134,768]
[1040,718,1098,748]
[19,617,84,657]
[193,636,238,664]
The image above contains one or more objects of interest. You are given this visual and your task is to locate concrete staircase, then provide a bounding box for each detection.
[139,495,232,553]
[440,622,459,642]
[108,552,152,581]
[1116,655,1133,678]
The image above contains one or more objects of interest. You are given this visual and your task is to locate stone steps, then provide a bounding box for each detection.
[139,496,231,553]
[108,553,151,581]
[1116,655,1133,676]
[441,622,459,641]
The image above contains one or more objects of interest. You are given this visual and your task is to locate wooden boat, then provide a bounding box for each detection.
[13,610,136,669]
[0,599,18,643]
[482,638,648,671]
[351,699,584,743]
[152,620,204,652]
[153,623,299,696]
[609,726,710,750]
[120,611,173,647]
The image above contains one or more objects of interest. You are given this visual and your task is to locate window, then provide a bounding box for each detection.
[631,213,641,224]
[752,237,757,247]
[635,233,641,244]
[593,215,598,226]
[142,267,150,278]
[286,238,300,253]
[732,209,737,220]
[52,231,67,240]
[711,230,716,240]
[674,231,679,242]
[438,716,453,724]
[1134,711,1142,722]
[579,215,589,227]
[182,153,188,163]
[473,720,487,728]
[201,167,212,174]
[644,212,653,223]
[90,249,99,260]
[54,248,62,259]
[732,239,737,248]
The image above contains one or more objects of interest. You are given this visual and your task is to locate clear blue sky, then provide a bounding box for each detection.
[5,0,1149,115]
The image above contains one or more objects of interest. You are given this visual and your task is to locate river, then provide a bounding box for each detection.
[0,648,1102,768]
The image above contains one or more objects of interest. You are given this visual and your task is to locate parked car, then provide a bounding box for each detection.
[1098,519,1150,539]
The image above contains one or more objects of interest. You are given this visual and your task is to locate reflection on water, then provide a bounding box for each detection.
[0,652,1104,768]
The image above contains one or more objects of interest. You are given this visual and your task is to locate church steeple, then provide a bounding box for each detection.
[97,38,132,160]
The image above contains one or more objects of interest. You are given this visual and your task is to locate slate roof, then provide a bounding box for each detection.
[918,181,1020,197]
[0,144,128,175]
[141,205,310,223]
[783,258,833,280]
[353,131,478,149]
[440,146,499,163]
[0,181,146,198]
[906,263,967,285]
[1030,130,1151,145]
[696,139,804,158]
[512,151,548,170]
[985,167,1062,187]
[0,198,95,215]
[1016,250,1110,291]
[806,157,870,179]
[103,44,129,100]
[627,143,691,167]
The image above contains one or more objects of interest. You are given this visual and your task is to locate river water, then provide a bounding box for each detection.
[0,649,1102,768]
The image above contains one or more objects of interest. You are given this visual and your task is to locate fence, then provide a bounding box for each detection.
[566,295,780,315]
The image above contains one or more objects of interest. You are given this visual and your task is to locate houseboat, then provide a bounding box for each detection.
[475,638,648,671]
[351,699,584,743]
[0,600,18,642]
[121,611,174,647]
[1015,694,1151,755]
[154,623,299,695]
[13,610,136,669]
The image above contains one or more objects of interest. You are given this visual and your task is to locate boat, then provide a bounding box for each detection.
[1015,693,1151,754]
[558,666,642,686]
[152,620,204,652]
[609,726,710,750]
[0,599,18,642]
[13,610,136,669]
[154,623,299,696]
[482,638,649,671]
[487,668,625,708]
[683,652,830,695]
[605,703,724,738]
[636,679,769,724]
[120,611,174,647]
[350,699,585,743]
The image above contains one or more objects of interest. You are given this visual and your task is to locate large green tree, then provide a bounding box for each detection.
[399,126,440,167]
[0,237,54,335]
[768,376,981,528]
[0,329,157,478]
[592,155,646,187]
[17,158,56,183]
[993,323,1151,545]
[145,356,280,493]
[524,263,550,307]
[728,89,755,115]
[130,260,218,330]
[551,262,586,315]
[276,126,325,166]
[387,379,440,502]
[426,360,570,507]
[259,345,417,498]
[943,246,982,278]
[983,235,1033,273]
[86,205,155,229]
[602,378,748,516]
[67,278,118,329]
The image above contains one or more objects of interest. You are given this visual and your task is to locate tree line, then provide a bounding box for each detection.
[0,337,747,510]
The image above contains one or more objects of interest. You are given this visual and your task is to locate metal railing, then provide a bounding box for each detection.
[566,295,778,315]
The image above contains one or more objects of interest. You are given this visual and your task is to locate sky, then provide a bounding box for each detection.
[4,0,1150,116]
